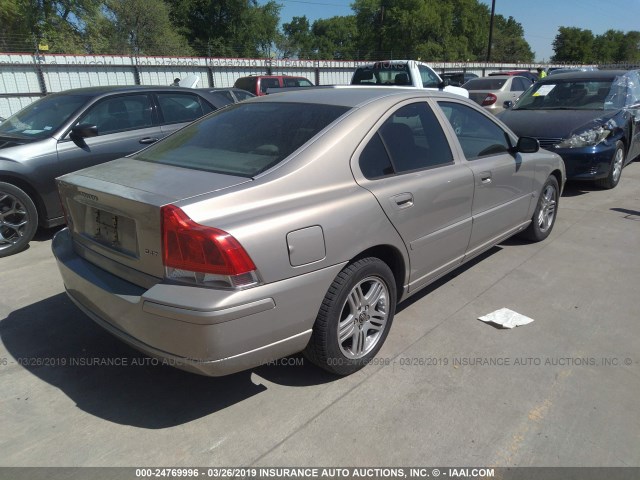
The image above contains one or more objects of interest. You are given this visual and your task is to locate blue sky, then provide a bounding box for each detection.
[266,0,640,62]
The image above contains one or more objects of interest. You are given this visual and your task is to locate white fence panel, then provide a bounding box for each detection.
[44,66,136,92]
[0,65,41,93]
[0,96,41,120]
[0,53,588,116]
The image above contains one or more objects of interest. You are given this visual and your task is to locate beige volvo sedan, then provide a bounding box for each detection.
[53,87,565,376]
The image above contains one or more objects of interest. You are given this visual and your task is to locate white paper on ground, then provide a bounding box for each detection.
[478,308,534,329]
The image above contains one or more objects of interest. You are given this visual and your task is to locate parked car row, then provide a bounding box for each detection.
[2,63,638,381]
[0,86,251,258]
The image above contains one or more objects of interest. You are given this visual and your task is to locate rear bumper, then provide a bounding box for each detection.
[52,228,344,376]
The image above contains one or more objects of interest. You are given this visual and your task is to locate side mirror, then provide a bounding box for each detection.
[514,136,539,154]
[503,100,514,110]
[438,80,447,90]
[71,124,98,139]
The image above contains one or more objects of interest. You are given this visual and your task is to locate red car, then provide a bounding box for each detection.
[233,75,314,96]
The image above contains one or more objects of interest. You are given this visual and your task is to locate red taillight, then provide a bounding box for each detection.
[161,205,256,280]
[482,93,497,106]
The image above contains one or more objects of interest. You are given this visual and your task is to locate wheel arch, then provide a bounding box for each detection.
[0,174,46,226]
[351,244,407,302]
[549,168,564,195]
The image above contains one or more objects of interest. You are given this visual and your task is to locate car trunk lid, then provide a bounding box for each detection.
[57,158,251,286]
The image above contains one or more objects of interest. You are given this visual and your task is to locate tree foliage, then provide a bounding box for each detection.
[24,0,640,66]
[168,0,280,57]
[552,27,595,63]
[553,27,640,63]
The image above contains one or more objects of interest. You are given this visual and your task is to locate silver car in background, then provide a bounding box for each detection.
[53,87,565,377]
[464,75,533,114]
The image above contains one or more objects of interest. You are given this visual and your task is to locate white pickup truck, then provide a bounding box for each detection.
[351,60,469,98]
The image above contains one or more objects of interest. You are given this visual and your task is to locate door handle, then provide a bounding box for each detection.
[479,171,492,184]
[391,192,414,209]
[139,137,159,145]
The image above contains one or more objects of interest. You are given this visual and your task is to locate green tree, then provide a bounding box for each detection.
[351,0,532,62]
[279,16,314,58]
[450,0,491,60]
[618,31,640,63]
[311,16,358,59]
[593,29,626,63]
[168,0,280,57]
[105,0,193,56]
[490,15,534,62]
[552,27,594,63]
[0,0,35,52]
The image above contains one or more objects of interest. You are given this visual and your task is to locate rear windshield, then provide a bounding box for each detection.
[134,102,350,177]
[352,64,412,86]
[463,78,506,90]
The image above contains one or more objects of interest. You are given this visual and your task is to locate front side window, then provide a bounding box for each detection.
[135,102,349,177]
[0,94,87,139]
[78,94,153,135]
[359,103,453,178]
[438,101,511,160]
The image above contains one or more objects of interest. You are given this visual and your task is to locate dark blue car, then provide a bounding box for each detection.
[498,70,640,189]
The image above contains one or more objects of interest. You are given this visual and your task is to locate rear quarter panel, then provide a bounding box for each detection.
[175,104,410,288]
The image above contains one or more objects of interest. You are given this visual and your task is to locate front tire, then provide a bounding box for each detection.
[596,141,625,189]
[304,257,397,376]
[520,175,559,242]
[0,182,38,258]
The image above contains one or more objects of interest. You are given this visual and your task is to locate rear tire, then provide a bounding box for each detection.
[520,175,559,242]
[304,257,397,376]
[0,182,38,258]
[595,141,625,189]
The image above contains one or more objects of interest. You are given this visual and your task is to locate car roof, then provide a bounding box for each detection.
[246,86,465,108]
[46,85,201,97]
[470,75,514,80]
[236,75,308,79]
[542,70,630,81]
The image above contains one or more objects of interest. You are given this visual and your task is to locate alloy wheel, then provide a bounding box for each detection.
[337,276,389,359]
[0,192,30,251]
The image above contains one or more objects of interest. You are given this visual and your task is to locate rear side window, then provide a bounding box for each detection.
[157,93,213,124]
[233,77,257,94]
[359,102,453,178]
[234,90,254,101]
[510,78,529,91]
[260,78,281,93]
[283,77,313,87]
[135,102,349,177]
